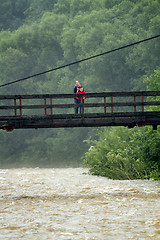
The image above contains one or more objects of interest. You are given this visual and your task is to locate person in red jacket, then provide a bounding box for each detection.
[75,87,87,114]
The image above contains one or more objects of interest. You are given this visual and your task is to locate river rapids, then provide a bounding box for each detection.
[0,168,160,239]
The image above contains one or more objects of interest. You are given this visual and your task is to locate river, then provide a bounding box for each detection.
[0,168,160,240]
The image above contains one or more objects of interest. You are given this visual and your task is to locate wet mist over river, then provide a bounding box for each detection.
[0,168,160,240]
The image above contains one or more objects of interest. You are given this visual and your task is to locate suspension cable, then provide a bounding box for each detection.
[0,34,160,88]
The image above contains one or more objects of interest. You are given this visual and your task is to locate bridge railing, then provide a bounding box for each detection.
[0,91,160,116]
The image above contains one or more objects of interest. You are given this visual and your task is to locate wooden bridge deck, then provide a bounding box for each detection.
[0,91,160,131]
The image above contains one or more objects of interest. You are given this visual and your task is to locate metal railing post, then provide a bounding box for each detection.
[111,96,113,113]
[44,98,47,115]
[19,98,22,116]
[50,98,53,115]
[81,97,83,114]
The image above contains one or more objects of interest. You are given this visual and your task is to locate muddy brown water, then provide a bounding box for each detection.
[0,168,160,240]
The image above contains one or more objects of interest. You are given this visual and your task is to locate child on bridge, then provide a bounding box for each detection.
[75,87,87,114]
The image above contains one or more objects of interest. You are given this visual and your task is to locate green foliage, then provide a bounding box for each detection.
[26,0,57,21]
[0,128,89,168]
[84,126,160,180]
[84,127,149,179]
[130,127,160,170]
[143,67,160,111]
[1,0,160,93]
[144,67,160,91]
[0,0,30,30]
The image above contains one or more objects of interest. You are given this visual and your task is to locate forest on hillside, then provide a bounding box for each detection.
[0,0,160,179]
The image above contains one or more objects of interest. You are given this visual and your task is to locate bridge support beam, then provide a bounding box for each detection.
[0,112,160,131]
[153,125,157,130]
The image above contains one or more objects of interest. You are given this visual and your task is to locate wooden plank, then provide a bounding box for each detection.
[0,111,160,130]
[0,101,160,110]
[0,111,160,120]
[0,91,160,99]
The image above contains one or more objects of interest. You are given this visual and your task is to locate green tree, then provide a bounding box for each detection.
[25,0,57,22]
[84,127,148,179]
[0,0,30,30]
[144,67,160,91]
